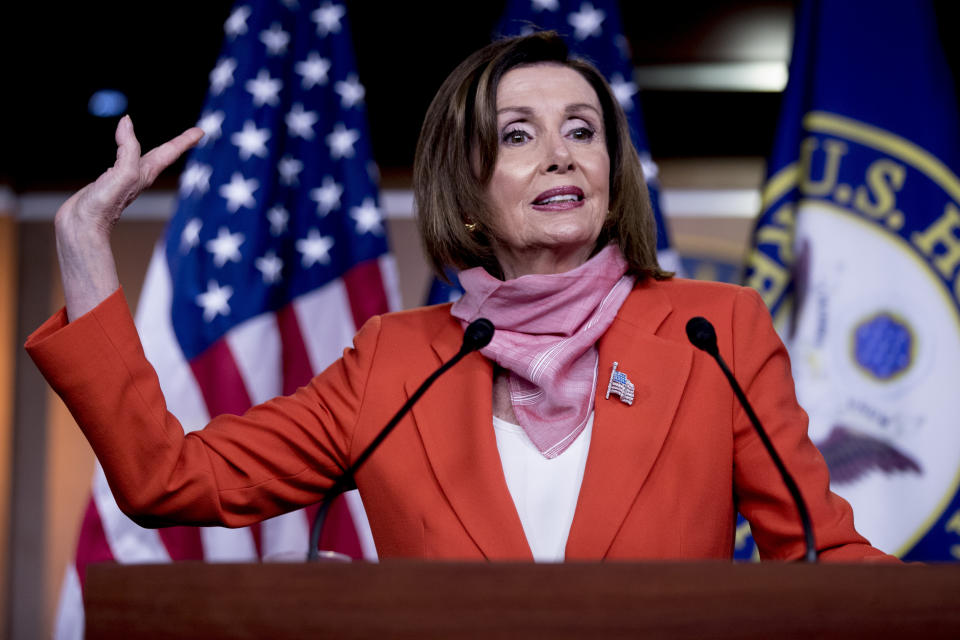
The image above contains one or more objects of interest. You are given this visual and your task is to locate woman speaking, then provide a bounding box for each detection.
[26,32,892,562]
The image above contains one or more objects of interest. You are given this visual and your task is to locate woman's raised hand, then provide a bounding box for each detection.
[55,116,203,321]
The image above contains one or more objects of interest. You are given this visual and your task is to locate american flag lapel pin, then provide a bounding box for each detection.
[605,361,635,406]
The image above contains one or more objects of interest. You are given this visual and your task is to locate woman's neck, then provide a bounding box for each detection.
[492,366,518,423]
[494,244,595,280]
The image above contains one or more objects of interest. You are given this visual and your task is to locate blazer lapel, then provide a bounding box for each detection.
[566,282,693,558]
[407,320,531,560]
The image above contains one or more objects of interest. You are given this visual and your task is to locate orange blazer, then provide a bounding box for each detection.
[27,277,893,562]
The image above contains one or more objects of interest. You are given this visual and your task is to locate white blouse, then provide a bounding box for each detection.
[492,412,594,562]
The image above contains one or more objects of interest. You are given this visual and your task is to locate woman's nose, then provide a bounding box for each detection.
[546,161,575,173]
[544,139,574,174]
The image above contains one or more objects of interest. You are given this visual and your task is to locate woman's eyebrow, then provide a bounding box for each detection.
[565,102,602,117]
[496,106,535,117]
[496,103,602,118]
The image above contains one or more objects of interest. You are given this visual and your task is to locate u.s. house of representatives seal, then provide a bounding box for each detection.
[748,111,960,559]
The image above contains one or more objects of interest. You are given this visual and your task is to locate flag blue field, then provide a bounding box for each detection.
[427,0,679,305]
[55,2,396,636]
[744,0,960,561]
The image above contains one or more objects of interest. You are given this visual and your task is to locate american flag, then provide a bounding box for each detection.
[605,361,635,405]
[55,1,396,636]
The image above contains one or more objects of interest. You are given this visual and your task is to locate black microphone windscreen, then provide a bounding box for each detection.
[463,318,495,353]
[686,316,718,355]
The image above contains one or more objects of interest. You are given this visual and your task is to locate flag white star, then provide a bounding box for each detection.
[267,205,290,235]
[285,103,319,139]
[255,251,284,284]
[179,162,212,196]
[197,110,225,145]
[568,2,605,40]
[326,123,360,159]
[638,151,660,183]
[219,172,259,212]
[205,227,245,268]
[196,280,233,322]
[296,229,335,267]
[231,120,271,160]
[246,69,283,107]
[312,2,345,37]
[295,52,331,89]
[180,218,202,253]
[350,197,383,235]
[260,22,290,55]
[224,6,251,39]
[334,74,365,108]
[277,155,303,185]
[609,73,638,111]
[209,58,237,95]
[531,0,558,10]
[310,176,343,215]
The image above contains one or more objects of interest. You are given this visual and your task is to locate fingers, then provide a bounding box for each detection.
[114,115,142,177]
[79,116,143,214]
[57,117,197,238]
[140,126,205,186]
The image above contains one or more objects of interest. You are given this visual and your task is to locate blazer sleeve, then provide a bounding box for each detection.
[728,287,897,561]
[26,287,380,529]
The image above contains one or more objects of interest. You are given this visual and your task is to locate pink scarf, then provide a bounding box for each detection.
[450,245,635,458]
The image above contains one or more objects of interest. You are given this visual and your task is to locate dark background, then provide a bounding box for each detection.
[4,0,958,191]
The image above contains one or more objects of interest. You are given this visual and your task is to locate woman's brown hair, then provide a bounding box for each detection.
[414,31,671,282]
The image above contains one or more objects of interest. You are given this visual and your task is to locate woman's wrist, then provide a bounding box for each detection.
[55,207,120,321]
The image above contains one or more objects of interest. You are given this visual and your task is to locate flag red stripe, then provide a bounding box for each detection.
[276,303,315,394]
[343,259,389,328]
[317,494,365,560]
[74,499,116,590]
[278,302,363,558]
[340,260,391,560]
[189,334,266,556]
[189,338,253,417]
[157,526,205,561]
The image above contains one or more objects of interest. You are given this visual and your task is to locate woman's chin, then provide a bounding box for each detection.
[499,242,598,277]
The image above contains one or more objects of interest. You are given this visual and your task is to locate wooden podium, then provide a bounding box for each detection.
[84,561,960,638]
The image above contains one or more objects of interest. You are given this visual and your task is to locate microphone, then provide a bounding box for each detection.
[307,317,495,560]
[685,316,719,357]
[460,317,495,355]
[685,316,818,563]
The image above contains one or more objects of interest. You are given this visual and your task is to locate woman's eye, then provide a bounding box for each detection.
[502,129,530,145]
[570,127,595,140]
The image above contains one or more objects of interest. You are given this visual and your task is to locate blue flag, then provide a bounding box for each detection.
[425,267,464,305]
[427,0,679,304]
[744,0,960,561]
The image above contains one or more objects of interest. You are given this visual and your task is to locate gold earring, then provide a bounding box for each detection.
[464,221,478,232]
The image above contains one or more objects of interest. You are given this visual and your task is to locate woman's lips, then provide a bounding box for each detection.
[531,186,585,211]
